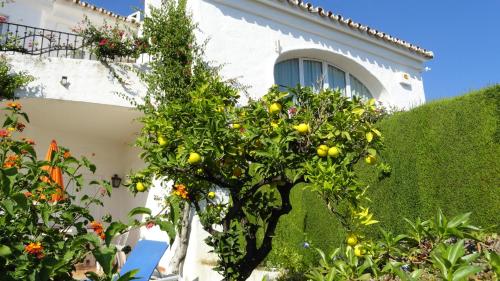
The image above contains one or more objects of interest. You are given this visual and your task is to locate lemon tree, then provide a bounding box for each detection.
[132,1,386,280]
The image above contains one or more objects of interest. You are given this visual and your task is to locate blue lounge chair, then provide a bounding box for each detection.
[118,239,177,281]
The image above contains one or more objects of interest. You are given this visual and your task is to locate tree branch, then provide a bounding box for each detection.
[240,183,293,274]
[192,200,220,236]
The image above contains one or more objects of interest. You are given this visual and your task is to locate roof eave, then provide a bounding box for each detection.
[266,0,434,60]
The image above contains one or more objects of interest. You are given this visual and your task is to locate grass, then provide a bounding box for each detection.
[268,85,500,266]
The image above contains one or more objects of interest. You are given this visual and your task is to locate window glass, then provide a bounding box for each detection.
[274,58,373,99]
[274,59,300,91]
[349,74,372,99]
[327,65,346,94]
[303,60,323,91]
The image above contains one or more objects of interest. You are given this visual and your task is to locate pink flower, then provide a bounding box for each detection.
[99,38,108,46]
[0,129,10,138]
[146,221,155,229]
[288,107,297,117]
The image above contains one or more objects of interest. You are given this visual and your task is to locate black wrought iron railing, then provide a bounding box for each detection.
[0,22,147,63]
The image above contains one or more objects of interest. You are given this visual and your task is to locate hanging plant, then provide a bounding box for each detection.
[74,17,148,61]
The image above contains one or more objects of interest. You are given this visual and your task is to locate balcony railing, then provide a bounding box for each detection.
[0,22,148,63]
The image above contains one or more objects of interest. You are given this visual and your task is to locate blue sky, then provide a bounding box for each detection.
[88,0,500,101]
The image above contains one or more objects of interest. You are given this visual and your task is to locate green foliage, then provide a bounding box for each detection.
[358,85,500,236]
[133,1,384,280]
[269,186,346,267]
[0,56,33,100]
[75,17,147,61]
[0,103,136,281]
[307,211,499,281]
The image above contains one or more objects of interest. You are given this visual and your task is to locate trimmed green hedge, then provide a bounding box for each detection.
[269,85,500,266]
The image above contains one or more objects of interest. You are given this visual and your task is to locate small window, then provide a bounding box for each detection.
[274,59,300,92]
[327,65,346,95]
[350,74,372,99]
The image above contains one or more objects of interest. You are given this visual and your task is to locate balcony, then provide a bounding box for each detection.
[0,21,147,107]
[0,21,149,63]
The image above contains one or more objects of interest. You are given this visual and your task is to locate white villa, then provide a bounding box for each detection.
[0,0,433,280]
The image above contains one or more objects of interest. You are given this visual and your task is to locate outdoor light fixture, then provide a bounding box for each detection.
[111,174,122,188]
[60,76,70,87]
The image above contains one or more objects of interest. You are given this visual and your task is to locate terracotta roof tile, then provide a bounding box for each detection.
[64,0,140,26]
[275,0,434,59]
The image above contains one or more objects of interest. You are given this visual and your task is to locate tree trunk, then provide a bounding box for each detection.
[168,202,192,275]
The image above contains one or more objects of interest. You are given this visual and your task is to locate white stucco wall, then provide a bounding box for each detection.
[182,0,429,109]
[6,54,146,107]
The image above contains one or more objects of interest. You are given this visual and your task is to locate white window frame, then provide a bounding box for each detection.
[276,57,372,99]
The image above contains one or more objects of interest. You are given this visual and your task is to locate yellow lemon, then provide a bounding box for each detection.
[328,147,340,158]
[233,123,241,129]
[317,145,329,157]
[269,103,282,114]
[295,123,310,135]
[136,182,146,192]
[208,191,216,199]
[354,245,364,257]
[158,135,168,146]
[346,234,358,246]
[188,152,202,165]
[365,155,377,165]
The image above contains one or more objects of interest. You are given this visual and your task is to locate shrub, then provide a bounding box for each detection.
[358,85,500,236]
[0,56,33,100]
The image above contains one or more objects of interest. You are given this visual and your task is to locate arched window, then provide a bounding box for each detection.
[274,58,372,99]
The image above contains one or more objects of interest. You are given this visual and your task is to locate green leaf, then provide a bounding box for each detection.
[92,245,117,275]
[460,252,480,263]
[487,252,500,274]
[104,222,128,246]
[367,148,377,156]
[41,207,50,226]
[72,233,101,248]
[352,108,365,115]
[432,254,449,278]
[0,244,12,256]
[116,269,140,281]
[156,220,176,245]
[341,131,351,141]
[371,128,381,136]
[447,240,465,265]
[20,112,30,123]
[447,213,471,228]
[1,199,15,216]
[452,265,481,281]
[128,207,152,217]
[11,193,28,209]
